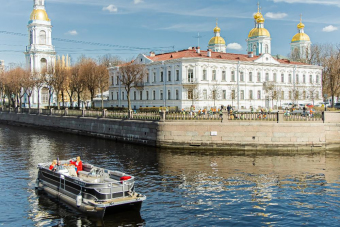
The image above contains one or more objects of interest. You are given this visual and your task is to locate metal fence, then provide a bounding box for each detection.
[0,107,324,123]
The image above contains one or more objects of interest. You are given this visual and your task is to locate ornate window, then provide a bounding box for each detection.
[222,71,226,81]
[41,88,49,104]
[39,30,46,45]
[257,72,261,82]
[249,72,253,82]
[281,74,284,83]
[212,70,216,81]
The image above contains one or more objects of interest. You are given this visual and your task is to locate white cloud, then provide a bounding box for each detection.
[65,30,78,36]
[103,5,118,13]
[271,0,340,7]
[134,0,144,4]
[227,43,242,50]
[265,12,288,19]
[322,25,338,32]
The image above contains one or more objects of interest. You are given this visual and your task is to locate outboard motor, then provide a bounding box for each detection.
[76,193,82,207]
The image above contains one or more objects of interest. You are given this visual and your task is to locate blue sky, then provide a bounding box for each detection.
[1,0,339,66]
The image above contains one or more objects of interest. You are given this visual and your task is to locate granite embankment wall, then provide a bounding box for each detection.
[0,112,340,151]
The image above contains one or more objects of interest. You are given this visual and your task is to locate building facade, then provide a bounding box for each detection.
[24,0,56,107]
[107,5,322,111]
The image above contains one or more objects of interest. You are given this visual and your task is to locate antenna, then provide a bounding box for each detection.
[193,32,203,47]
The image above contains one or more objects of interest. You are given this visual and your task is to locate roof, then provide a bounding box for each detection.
[145,49,309,66]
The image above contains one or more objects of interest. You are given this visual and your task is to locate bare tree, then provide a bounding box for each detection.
[96,64,109,109]
[208,83,222,108]
[79,58,98,108]
[21,69,35,109]
[119,63,146,115]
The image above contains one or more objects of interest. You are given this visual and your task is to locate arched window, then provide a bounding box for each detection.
[265,44,269,53]
[40,58,47,72]
[253,44,256,52]
[30,30,33,45]
[39,30,46,45]
[41,87,49,104]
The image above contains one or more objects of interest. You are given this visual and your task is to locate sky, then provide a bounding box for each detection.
[1,0,340,67]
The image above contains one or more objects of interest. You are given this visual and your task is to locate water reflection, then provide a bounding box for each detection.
[1,123,340,226]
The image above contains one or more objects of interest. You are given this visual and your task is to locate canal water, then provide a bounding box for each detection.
[1,124,340,226]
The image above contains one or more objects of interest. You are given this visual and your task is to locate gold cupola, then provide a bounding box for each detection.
[291,15,310,42]
[248,3,270,39]
[209,19,226,45]
[30,9,50,21]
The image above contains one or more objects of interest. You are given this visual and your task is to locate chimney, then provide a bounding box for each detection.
[150,51,155,57]
[196,46,200,54]
[207,49,211,57]
[248,51,254,58]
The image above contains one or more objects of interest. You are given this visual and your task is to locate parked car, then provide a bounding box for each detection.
[281,103,293,110]
[306,103,314,108]
[334,103,340,109]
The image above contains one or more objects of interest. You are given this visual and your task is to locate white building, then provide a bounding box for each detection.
[107,5,322,111]
[24,0,56,107]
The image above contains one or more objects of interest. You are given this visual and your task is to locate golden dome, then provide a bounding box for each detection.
[297,22,305,29]
[257,16,265,24]
[214,26,221,33]
[30,9,50,21]
[291,33,310,42]
[209,36,226,45]
[248,28,270,38]
[254,12,262,20]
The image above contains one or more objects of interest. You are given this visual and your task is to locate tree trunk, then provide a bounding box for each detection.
[28,95,31,109]
[56,91,60,110]
[37,88,40,110]
[77,93,81,109]
[62,91,65,108]
[69,92,73,109]
[101,90,104,110]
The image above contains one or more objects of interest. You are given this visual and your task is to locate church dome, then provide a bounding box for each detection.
[248,28,270,38]
[209,36,226,45]
[291,33,310,42]
[30,9,50,21]
[297,22,305,29]
[214,26,221,33]
[257,16,265,24]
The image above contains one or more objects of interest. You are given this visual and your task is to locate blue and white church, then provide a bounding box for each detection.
[24,0,56,107]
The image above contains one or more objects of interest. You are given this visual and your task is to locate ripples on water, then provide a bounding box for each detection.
[0,124,340,226]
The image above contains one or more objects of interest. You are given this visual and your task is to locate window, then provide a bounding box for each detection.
[281,74,284,83]
[257,90,261,99]
[310,91,313,99]
[188,69,194,82]
[222,71,226,81]
[122,92,125,100]
[146,73,149,83]
[111,76,114,85]
[316,92,319,99]
[176,90,179,100]
[176,70,179,81]
[303,75,306,83]
[146,91,149,100]
[240,90,244,100]
[188,90,193,100]
[303,91,306,99]
[212,70,216,81]
[257,72,261,82]
[273,73,277,82]
[231,90,236,100]
[240,72,244,82]
[249,72,253,82]
[316,75,319,84]
[249,90,253,99]
[160,90,163,100]
[203,89,207,100]
[30,30,33,45]
[116,75,119,85]
[140,91,143,100]
[203,70,207,80]
[265,73,269,81]
[281,91,284,99]
[153,90,155,100]
[133,91,136,100]
[116,92,119,100]
[40,58,47,72]
[111,92,114,100]
[41,88,48,104]
[296,74,299,83]
[265,44,269,53]
[39,30,46,45]
[289,91,292,99]
[153,72,156,82]
[168,90,171,100]
[168,71,171,81]
[309,75,313,84]
[160,71,164,82]
[231,71,235,82]
[289,74,292,83]
[223,90,226,99]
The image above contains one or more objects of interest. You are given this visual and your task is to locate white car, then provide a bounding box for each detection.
[281,103,293,110]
